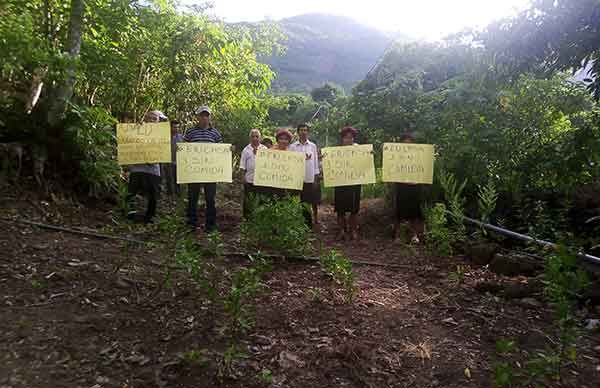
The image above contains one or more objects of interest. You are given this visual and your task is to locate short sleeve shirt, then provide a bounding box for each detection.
[290,140,320,183]
[240,143,267,183]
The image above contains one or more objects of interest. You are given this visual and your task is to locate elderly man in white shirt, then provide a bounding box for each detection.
[240,128,267,218]
[290,123,320,226]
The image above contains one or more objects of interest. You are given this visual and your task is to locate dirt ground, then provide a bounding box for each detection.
[1,181,600,388]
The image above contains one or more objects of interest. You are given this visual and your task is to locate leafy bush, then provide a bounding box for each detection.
[64,105,119,196]
[241,195,312,255]
[318,249,357,303]
[423,203,454,256]
[476,180,499,237]
[439,171,467,241]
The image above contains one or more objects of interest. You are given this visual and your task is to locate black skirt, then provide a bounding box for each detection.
[395,183,422,220]
[334,185,361,215]
[300,182,319,205]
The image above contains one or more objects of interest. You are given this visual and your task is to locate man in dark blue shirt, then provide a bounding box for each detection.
[183,106,222,232]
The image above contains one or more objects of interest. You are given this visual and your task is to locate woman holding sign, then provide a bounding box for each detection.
[125,110,166,224]
[240,128,267,218]
[392,132,423,243]
[334,126,362,241]
[265,128,296,198]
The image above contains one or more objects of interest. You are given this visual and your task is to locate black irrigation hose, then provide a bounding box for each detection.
[0,217,148,245]
[462,215,600,266]
[0,217,415,269]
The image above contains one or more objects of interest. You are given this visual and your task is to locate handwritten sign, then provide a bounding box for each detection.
[321,144,376,187]
[382,143,435,184]
[117,122,171,165]
[176,143,233,184]
[253,150,305,190]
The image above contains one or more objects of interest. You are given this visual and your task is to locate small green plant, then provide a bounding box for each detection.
[423,203,453,256]
[306,287,325,303]
[241,195,312,256]
[30,279,45,289]
[116,177,130,218]
[492,247,590,386]
[219,342,248,379]
[205,230,225,258]
[174,236,220,304]
[477,180,498,236]
[492,339,518,387]
[318,249,357,303]
[439,171,467,241]
[448,265,466,286]
[156,213,186,237]
[534,246,589,382]
[257,368,273,384]
[223,254,272,335]
[183,350,208,366]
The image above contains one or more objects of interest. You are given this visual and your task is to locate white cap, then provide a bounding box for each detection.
[194,106,212,115]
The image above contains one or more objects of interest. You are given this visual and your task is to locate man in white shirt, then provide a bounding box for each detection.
[239,128,267,218]
[290,123,320,226]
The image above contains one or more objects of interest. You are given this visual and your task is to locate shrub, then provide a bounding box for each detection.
[241,195,312,255]
[423,203,453,256]
[318,249,357,303]
[64,105,119,197]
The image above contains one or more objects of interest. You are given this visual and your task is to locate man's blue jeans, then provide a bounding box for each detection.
[187,183,217,231]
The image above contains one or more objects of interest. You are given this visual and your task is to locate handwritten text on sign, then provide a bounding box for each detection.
[253,150,305,190]
[176,143,233,184]
[382,143,435,184]
[322,144,376,187]
[117,122,171,165]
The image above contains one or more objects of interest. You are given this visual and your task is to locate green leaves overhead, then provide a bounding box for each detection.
[1,0,281,139]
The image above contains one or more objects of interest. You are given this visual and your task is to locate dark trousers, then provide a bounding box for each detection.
[127,172,160,223]
[188,182,217,231]
[162,164,180,196]
[299,183,314,226]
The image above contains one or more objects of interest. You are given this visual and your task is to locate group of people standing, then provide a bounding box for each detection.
[125,105,424,243]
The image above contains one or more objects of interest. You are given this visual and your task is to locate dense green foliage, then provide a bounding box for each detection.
[1,0,280,192]
[241,195,312,255]
[478,0,600,99]
[337,33,600,240]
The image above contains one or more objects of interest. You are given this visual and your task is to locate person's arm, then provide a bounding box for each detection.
[183,128,191,142]
[313,144,320,176]
[239,149,248,171]
[215,129,223,143]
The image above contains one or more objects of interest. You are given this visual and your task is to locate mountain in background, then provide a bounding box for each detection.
[258,13,405,93]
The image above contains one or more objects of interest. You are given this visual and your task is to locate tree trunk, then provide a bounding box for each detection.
[47,0,85,128]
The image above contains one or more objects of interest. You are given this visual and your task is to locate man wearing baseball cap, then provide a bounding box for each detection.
[183,105,223,232]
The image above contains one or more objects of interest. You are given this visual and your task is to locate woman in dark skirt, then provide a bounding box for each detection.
[392,132,424,243]
[334,126,362,241]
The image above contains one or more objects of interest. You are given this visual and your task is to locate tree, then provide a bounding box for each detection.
[310,83,344,105]
[47,0,85,128]
[478,0,600,99]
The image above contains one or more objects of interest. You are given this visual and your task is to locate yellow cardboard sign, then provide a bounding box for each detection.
[176,143,233,184]
[117,122,171,165]
[322,144,376,187]
[382,143,435,184]
[253,149,305,190]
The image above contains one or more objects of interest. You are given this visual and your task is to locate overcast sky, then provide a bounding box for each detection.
[203,0,530,40]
